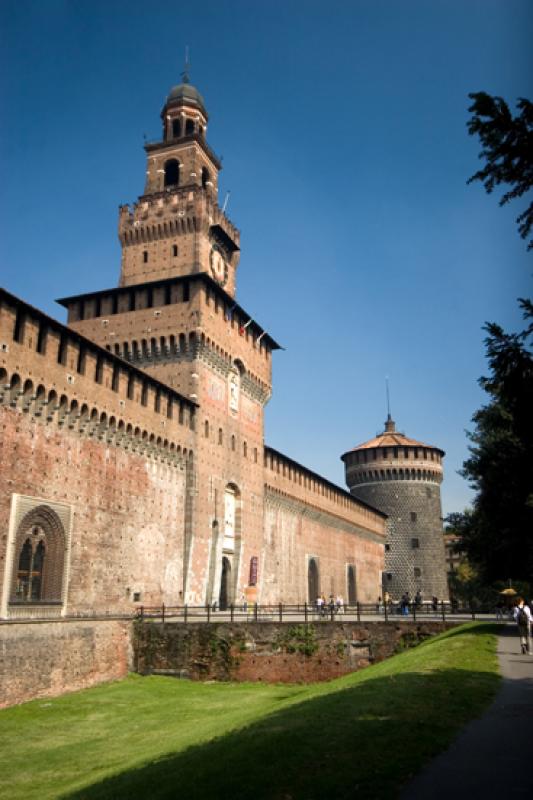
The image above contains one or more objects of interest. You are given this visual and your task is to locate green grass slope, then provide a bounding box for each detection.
[0,623,500,800]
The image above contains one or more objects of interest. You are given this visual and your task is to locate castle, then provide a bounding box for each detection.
[0,74,387,638]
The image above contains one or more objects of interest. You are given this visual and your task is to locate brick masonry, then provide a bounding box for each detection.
[133,620,456,683]
[0,618,130,708]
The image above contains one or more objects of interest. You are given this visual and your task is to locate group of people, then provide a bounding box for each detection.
[375,591,439,616]
[513,598,532,655]
[315,594,345,615]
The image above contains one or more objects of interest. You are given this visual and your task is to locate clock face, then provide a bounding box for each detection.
[210,245,228,286]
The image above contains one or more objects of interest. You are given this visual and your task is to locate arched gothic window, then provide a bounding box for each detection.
[10,507,66,604]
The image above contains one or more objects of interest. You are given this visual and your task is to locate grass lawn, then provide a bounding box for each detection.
[0,623,500,800]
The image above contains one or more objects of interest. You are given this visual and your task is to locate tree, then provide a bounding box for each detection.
[455,300,533,582]
[467,92,533,249]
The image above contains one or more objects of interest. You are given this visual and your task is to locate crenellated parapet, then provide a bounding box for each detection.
[0,368,190,466]
[264,446,387,535]
[119,187,239,245]
[0,288,196,464]
[112,332,271,406]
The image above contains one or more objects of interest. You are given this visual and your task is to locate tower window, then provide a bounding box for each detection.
[410,512,417,522]
[385,544,390,552]
[411,538,420,549]
[204,420,209,438]
[185,118,194,136]
[414,568,422,578]
[202,167,210,188]
[172,118,181,138]
[143,251,148,264]
[57,334,67,366]
[13,309,25,343]
[231,435,236,452]
[164,159,180,187]
[36,324,48,355]
[172,244,178,257]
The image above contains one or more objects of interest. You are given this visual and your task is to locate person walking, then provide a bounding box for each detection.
[316,595,323,616]
[513,598,532,654]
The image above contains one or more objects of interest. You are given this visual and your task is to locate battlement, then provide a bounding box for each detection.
[118,186,239,250]
[343,442,444,487]
[0,288,197,456]
[264,445,387,534]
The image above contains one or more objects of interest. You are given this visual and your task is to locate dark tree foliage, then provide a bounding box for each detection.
[467,92,533,249]
[456,300,533,582]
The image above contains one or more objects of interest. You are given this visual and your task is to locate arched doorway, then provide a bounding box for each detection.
[219,557,231,610]
[347,565,357,604]
[308,558,319,603]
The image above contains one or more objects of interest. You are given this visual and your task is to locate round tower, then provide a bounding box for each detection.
[341,416,448,602]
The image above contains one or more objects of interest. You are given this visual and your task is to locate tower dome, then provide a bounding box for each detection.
[165,81,207,116]
[341,416,448,602]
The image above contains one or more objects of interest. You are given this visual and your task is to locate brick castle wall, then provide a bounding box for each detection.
[0,406,189,613]
[0,619,130,708]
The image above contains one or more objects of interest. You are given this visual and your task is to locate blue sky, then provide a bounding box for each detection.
[1,0,532,514]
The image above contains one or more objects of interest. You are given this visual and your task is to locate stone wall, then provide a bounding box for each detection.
[0,618,131,708]
[352,481,448,601]
[133,620,455,684]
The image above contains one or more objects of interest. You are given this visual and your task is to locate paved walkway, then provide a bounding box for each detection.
[401,624,533,799]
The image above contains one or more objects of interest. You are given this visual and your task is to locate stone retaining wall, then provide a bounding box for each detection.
[0,618,131,708]
[133,620,456,683]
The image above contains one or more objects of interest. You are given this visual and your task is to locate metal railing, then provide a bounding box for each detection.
[135,601,500,625]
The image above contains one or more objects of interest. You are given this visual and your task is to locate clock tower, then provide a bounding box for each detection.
[118,70,240,296]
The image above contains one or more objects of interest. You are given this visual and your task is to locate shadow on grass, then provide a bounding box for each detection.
[63,664,499,800]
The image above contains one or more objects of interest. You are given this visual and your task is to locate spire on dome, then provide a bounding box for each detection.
[384,377,395,431]
[181,45,191,84]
